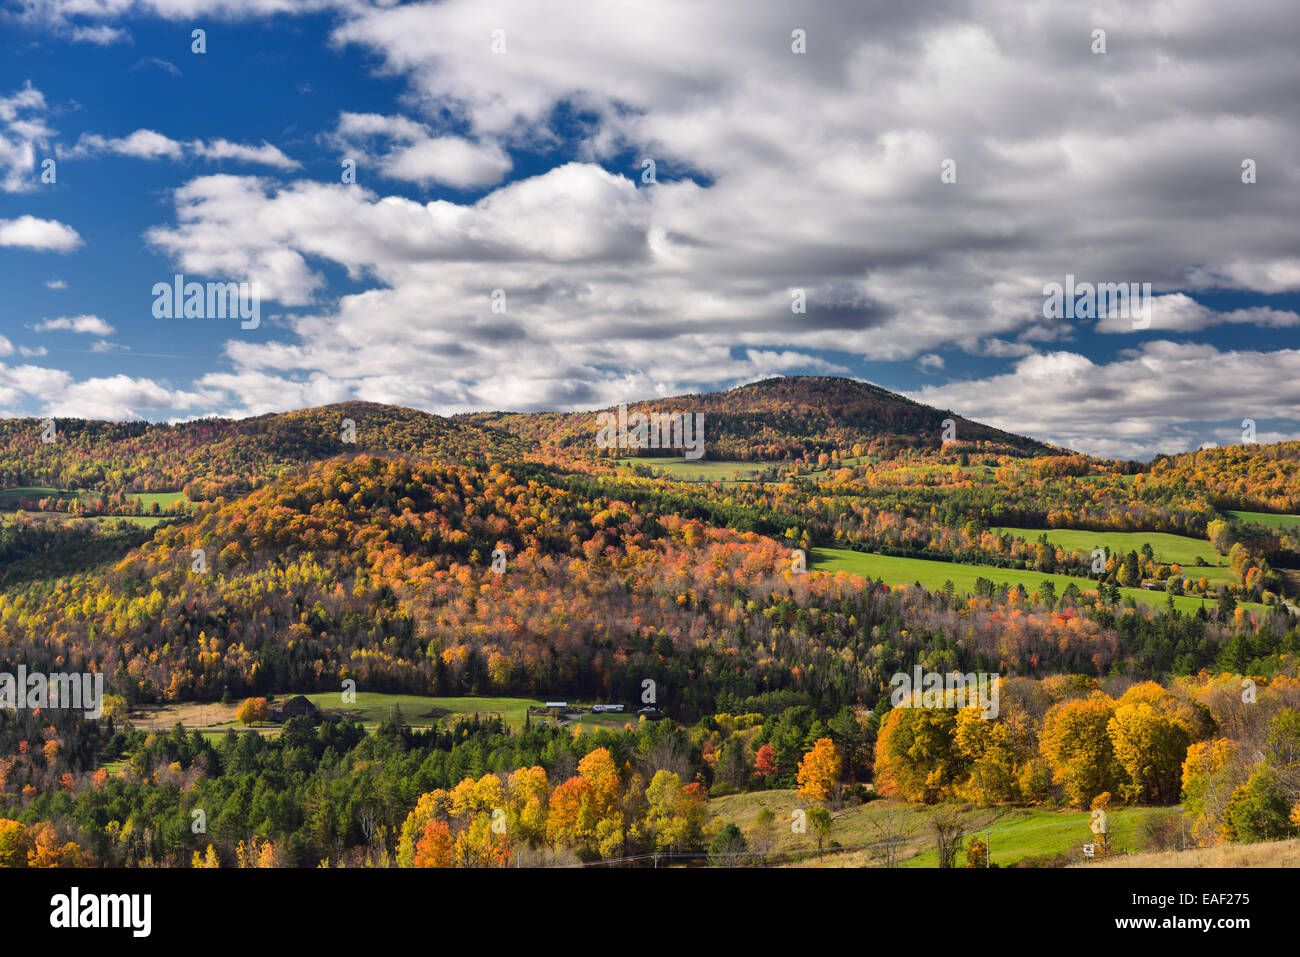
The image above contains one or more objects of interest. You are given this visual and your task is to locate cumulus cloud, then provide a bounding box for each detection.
[0,216,82,252]
[1096,293,1300,334]
[907,342,1300,459]
[0,82,53,193]
[329,112,512,189]
[34,315,116,335]
[9,0,1300,431]
[64,130,300,169]
[0,360,215,420]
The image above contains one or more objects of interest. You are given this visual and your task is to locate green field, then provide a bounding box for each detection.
[0,486,79,505]
[303,692,544,729]
[615,457,772,482]
[0,486,184,527]
[707,789,1169,867]
[992,526,1220,567]
[1224,510,1300,531]
[810,546,1245,613]
[131,491,185,508]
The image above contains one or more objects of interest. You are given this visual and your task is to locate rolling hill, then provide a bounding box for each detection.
[458,376,1066,462]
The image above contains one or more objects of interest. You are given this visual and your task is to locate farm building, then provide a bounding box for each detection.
[271,695,320,723]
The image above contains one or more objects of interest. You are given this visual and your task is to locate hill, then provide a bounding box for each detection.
[1140,442,1300,514]
[458,375,1065,462]
[0,402,530,500]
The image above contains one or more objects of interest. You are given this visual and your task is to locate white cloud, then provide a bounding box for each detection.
[41,374,212,420]
[907,343,1300,459]
[35,315,116,335]
[330,112,512,189]
[9,0,1300,430]
[0,82,53,193]
[64,130,300,169]
[1095,293,1300,335]
[0,216,82,252]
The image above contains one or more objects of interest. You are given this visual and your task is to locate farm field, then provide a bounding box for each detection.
[0,486,79,506]
[131,693,548,731]
[707,790,1167,868]
[303,692,545,729]
[1224,509,1300,531]
[809,547,1245,614]
[0,486,185,527]
[991,526,1221,567]
[615,457,773,481]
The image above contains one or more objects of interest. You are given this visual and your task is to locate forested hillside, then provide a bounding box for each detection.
[3,377,1299,870]
[460,376,1063,461]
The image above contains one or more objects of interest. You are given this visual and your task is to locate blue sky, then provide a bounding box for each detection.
[1,0,1298,460]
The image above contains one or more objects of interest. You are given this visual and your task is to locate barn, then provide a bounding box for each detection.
[271,695,320,723]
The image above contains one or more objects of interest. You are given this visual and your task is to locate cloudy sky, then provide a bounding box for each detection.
[1,0,1297,459]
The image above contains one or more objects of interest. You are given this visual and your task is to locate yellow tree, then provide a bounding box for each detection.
[507,766,550,845]
[1040,691,1125,807]
[953,707,1029,804]
[0,819,29,867]
[236,697,269,726]
[1108,684,1196,804]
[1181,738,1243,846]
[796,737,842,804]
[873,707,965,803]
[645,771,707,852]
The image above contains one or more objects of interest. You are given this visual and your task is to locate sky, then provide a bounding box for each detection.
[0,0,1298,460]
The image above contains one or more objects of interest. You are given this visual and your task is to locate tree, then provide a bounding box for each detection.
[1108,684,1195,804]
[754,743,779,777]
[931,807,964,869]
[236,697,270,726]
[1040,692,1125,807]
[1223,767,1297,844]
[796,737,842,804]
[708,823,748,866]
[645,770,707,853]
[865,803,919,868]
[413,821,455,868]
[191,845,220,868]
[807,806,833,852]
[874,707,966,803]
[26,823,85,868]
[748,808,776,857]
[0,819,29,868]
[1181,738,1242,846]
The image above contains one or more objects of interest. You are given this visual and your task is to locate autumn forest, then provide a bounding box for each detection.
[2,376,1300,870]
